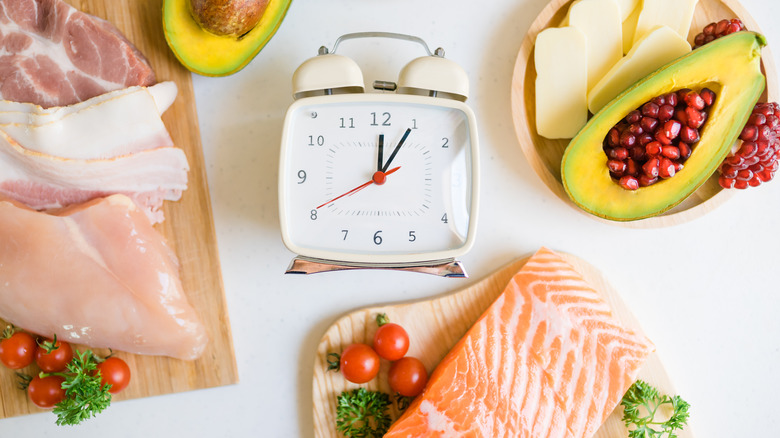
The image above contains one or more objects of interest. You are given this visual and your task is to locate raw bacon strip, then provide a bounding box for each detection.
[0,195,207,360]
[0,83,177,159]
[385,248,655,437]
[0,0,155,107]
[0,129,188,224]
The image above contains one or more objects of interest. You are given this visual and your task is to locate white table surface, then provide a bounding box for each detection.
[1,0,778,436]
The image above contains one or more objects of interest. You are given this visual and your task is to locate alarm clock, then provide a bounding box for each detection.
[278,32,479,277]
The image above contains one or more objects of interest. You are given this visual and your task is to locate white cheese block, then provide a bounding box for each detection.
[569,0,623,91]
[589,25,691,114]
[633,0,698,46]
[534,26,588,139]
[622,1,642,54]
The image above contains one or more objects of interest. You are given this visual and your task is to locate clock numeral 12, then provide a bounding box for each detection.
[370,112,391,126]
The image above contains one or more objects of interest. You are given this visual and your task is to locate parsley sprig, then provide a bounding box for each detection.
[51,350,112,426]
[621,379,690,438]
[336,388,391,438]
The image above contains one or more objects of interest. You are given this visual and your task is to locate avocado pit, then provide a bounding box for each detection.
[189,0,269,37]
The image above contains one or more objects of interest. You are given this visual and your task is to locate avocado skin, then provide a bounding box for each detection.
[561,32,767,221]
[163,0,292,77]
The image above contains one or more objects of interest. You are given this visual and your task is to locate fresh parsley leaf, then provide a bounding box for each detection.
[336,388,391,438]
[621,379,690,438]
[52,350,112,426]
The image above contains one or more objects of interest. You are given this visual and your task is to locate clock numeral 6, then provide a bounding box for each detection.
[308,135,324,146]
[297,170,307,184]
[373,230,383,245]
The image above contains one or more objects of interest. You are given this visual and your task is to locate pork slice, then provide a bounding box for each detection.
[0,129,188,223]
[0,194,208,360]
[0,0,155,107]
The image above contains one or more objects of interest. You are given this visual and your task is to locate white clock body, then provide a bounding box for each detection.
[279,93,479,264]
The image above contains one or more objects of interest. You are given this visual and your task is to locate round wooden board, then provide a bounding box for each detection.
[312,252,694,437]
[511,0,779,228]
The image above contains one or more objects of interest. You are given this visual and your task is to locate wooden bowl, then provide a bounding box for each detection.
[511,0,778,228]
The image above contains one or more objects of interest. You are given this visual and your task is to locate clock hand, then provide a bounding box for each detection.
[377,134,384,173]
[316,166,401,209]
[381,128,411,173]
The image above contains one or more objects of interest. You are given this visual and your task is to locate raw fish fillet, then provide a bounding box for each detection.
[0,0,155,107]
[0,195,207,360]
[385,248,655,437]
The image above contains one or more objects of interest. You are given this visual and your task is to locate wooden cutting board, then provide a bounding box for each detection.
[313,251,694,437]
[0,0,238,419]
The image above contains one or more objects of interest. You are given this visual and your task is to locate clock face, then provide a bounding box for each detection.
[279,94,478,264]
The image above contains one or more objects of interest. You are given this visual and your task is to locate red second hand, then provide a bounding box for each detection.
[316,166,400,209]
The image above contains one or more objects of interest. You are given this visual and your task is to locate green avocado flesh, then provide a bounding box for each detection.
[163,0,291,77]
[561,32,767,221]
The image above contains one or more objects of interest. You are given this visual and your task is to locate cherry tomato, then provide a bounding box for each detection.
[388,356,428,397]
[373,322,409,361]
[35,338,73,373]
[28,375,66,409]
[96,356,131,393]
[0,332,36,369]
[339,343,380,384]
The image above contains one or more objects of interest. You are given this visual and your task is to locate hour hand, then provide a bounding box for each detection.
[377,134,384,172]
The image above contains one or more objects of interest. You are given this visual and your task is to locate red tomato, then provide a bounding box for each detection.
[35,338,73,373]
[0,332,36,369]
[96,357,131,393]
[388,356,428,397]
[28,375,66,409]
[339,343,380,384]
[373,323,409,361]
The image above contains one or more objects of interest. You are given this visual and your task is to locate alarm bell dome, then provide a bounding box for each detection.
[397,53,469,101]
[292,53,364,99]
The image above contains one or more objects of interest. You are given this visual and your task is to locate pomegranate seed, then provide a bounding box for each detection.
[641,116,659,132]
[679,143,692,160]
[736,169,753,180]
[685,107,705,128]
[626,158,639,176]
[652,95,666,106]
[757,168,774,181]
[619,175,639,190]
[609,147,629,160]
[748,176,762,187]
[620,131,637,148]
[639,175,658,187]
[630,146,646,161]
[646,141,663,156]
[642,157,660,178]
[715,19,729,35]
[734,179,749,189]
[675,109,689,127]
[743,155,760,167]
[748,114,766,126]
[641,102,660,118]
[694,19,747,49]
[680,126,700,143]
[608,159,627,174]
[659,157,676,178]
[676,88,692,102]
[628,123,644,136]
[721,164,738,179]
[665,93,678,107]
[757,125,773,141]
[738,142,758,158]
[663,120,681,139]
[673,161,684,172]
[655,131,673,145]
[607,128,620,147]
[719,175,735,188]
[638,133,654,145]
[683,91,706,110]
[661,145,680,159]
[658,104,675,121]
[626,110,642,124]
[700,88,716,106]
[725,155,744,166]
[740,125,758,141]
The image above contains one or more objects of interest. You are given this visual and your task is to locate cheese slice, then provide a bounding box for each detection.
[589,25,691,114]
[615,0,640,21]
[622,1,642,54]
[535,26,588,139]
[569,0,623,91]
[633,0,698,45]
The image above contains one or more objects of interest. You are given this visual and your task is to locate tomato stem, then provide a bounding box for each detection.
[376,313,390,327]
[326,352,341,372]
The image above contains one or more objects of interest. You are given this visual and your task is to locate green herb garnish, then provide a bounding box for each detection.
[621,379,690,438]
[52,350,112,426]
[336,388,391,438]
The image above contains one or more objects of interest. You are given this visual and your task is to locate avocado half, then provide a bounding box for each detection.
[163,0,291,77]
[561,32,767,221]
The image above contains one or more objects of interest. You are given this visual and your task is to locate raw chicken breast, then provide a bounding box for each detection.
[385,248,655,437]
[0,194,207,360]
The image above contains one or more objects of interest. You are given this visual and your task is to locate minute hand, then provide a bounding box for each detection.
[381,128,411,172]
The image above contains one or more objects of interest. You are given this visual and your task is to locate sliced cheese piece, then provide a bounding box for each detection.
[622,1,642,54]
[569,0,623,91]
[633,0,698,45]
[559,0,579,26]
[589,25,691,114]
[616,0,640,21]
[535,26,588,139]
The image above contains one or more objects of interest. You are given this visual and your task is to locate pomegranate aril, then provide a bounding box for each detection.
[734,179,749,189]
[620,131,637,148]
[641,116,659,132]
[736,169,753,180]
[719,175,735,188]
[626,158,639,176]
[748,113,766,126]
[674,161,684,172]
[661,145,680,159]
[651,95,666,106]
[608,160,627,174]
[739,125,758,142]
[658,104,675,121]
[680,126,700,143]
[607,128,620,147]
[641,102,660,118]
[683,91,705,110]
[639,175,658,187]
[628,123,644,136]
[720,164,738,179]
[645,141,663,156]
[738,142,757,158]
[626,110,642,124]
[638,133,654,146]
[748,176,762,187]
[663,120,681,139]
[685,107,705,128]
[659,157,676,179]
[609,147,629,160]
[665,93,678,107]
[642,157,660,178]
[630,146,646,161]
[714,19,729,35]
[619,176,639,190]
[700,88,716,106]
[679,142,692,160]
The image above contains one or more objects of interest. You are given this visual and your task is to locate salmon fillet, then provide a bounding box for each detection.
[384,247,655,437]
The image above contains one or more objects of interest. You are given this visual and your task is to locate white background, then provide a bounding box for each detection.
[1,0,778,436]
